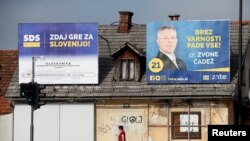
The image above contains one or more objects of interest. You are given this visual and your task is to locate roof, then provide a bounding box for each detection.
[0,50,17,114]
[112,42,146,57]
[4,22,250,101]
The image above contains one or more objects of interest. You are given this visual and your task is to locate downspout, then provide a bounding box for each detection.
[237,0,243,125]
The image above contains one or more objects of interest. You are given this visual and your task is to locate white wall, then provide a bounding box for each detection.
[14,104,94,141]
[0,113,13,141]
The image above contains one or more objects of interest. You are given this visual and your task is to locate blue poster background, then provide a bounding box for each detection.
[18,23,99,84]
[18,23,98,56]
[147,20,230,83]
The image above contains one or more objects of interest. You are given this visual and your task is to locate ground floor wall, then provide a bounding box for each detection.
[96,99,234,141]
[0,113,13,141]
[13,104,94,141]
[10,99,234,141]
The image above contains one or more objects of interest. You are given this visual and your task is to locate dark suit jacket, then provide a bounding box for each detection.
[156,51,187,71]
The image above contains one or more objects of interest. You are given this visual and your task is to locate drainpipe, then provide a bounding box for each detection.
[237,0,243,125]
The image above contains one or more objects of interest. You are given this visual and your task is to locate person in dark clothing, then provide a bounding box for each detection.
[155,26,187,71]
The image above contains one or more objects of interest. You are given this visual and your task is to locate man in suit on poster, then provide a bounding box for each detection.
[155,25,187,71]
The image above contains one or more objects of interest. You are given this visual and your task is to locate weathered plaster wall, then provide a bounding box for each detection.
[96,100,233,141]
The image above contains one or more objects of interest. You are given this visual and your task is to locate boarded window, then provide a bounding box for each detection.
[171,112,201,139]
[120,59,135,80]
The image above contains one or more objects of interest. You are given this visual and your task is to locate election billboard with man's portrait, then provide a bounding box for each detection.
[19,23,98,84]
[147,20,230,83]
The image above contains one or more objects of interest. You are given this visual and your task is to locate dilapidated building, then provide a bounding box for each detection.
[4,12,250,141]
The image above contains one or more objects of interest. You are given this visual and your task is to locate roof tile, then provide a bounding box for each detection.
[0,50,17,114]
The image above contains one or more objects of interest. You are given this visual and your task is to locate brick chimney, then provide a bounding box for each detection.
[118,11,134,33]
[168,14,180,21]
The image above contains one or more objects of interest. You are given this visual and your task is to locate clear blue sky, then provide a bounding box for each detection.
[0,0,249,50]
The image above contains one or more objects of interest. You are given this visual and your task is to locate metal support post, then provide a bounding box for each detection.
[237,0,243,125]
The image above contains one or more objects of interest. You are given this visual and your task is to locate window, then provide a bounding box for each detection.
[171,112,201,139]
[120,59,135,80]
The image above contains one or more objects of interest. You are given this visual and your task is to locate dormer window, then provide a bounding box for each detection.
[112,42,145,81]
[121,59,135,80]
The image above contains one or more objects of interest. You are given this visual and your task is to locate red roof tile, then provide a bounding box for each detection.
[0,50,18,114]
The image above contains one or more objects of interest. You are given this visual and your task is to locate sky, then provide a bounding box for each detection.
[0,0,249,50]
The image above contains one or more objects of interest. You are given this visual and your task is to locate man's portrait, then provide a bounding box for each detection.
[155,25,187,72]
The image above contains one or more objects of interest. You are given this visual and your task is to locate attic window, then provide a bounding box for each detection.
[112,43,145,81]
[120,59,135,80]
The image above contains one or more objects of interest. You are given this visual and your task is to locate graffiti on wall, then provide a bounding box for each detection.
[121,116,143,124]
[99,124,111,134]
[97,109,146,141]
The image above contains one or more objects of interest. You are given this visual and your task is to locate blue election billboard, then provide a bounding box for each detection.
[147,20,230,83]
[19,23,98,84]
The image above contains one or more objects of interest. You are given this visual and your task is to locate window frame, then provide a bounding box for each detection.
[120,58,135,81]
[171,112,201,139]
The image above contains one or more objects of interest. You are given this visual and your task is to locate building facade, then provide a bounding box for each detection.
[4,12,250,141]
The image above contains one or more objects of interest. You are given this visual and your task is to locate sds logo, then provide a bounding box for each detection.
[23,34,40,42]
[23,34,41,48]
